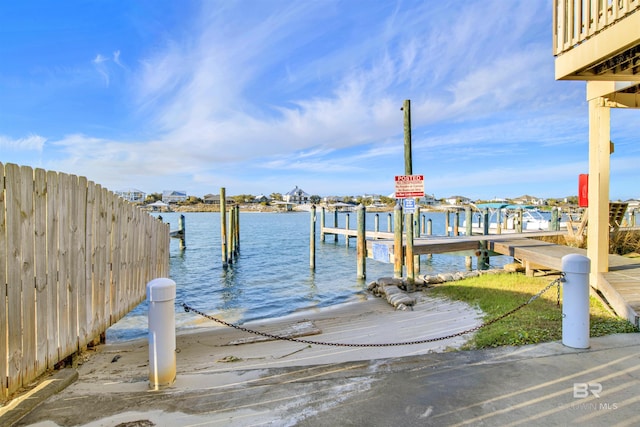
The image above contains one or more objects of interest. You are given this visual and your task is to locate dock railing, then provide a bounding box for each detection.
[553,0,640,56]
[1,162,170,400]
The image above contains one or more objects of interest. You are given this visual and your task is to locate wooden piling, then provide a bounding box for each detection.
[374,213,379,233]
[405,212,415,284]
[479,208,489,270]
[387,213,392,232]
[516,208,523,233]
[220,187,227,268]
[228,206,235,264]
[356,204,366,279]
[333,209,338,242]
[320,207,326,241]
[310,205,316,270]
[235,205,240,255]
[394,203,403,278]
[345,213,350,247]
[178,214,186,250]
[445,210,450,236]
[465,206,472,267]
[453,211,459,236]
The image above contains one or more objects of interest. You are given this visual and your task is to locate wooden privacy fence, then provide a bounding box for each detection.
[0,162,170,399]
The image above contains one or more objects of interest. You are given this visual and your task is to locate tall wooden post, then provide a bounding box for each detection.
[310,205,316,271]
[394,203,403,278]
[374,213,379,233]
[220,187,227,268]
[587,94,611,282]
[356,204,366,279]
[387,213,392,232]
[402,99,415,285]
[333,209,338,243]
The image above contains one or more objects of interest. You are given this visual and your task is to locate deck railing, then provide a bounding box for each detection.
[554,0,640,56]
[1,162,170,399]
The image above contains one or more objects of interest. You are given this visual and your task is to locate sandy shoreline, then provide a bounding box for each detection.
[77,292,483,390]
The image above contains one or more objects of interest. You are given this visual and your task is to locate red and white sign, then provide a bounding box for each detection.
[394,175,424,198]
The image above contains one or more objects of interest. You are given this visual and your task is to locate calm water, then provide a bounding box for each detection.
[106,210,512,341]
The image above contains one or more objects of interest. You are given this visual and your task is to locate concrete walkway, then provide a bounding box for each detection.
[3,294,640,426]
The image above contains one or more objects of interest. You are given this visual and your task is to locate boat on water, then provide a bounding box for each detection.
[454,203,568,234]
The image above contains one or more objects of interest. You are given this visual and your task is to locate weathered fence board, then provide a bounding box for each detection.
[0,162,6,398]
[1,163,169,399]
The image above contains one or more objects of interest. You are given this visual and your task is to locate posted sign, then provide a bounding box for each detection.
[395,175,424,198]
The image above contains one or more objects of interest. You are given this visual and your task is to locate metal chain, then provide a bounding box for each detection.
[181,274,565,348]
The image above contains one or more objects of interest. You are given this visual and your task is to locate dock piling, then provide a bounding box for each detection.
[220,187,228,268]
[310,205,316,271]
[356,204,366,279]
[394,203,403,278]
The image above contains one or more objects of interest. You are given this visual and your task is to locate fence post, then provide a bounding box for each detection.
[147,278,176,390]
[562,254,591,349]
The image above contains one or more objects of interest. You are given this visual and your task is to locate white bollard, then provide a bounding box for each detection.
[561,254,591,349]
[147,278,177,389]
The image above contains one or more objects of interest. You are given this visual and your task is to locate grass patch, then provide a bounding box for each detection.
[427,273,638,349]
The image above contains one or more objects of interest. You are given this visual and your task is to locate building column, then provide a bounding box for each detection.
[587,92,611,288]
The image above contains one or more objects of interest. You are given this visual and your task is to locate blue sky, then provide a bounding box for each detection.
[1,1,638,201]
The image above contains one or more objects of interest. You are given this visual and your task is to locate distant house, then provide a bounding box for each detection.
[162,190,187,204]
[116,188,146,204]
[203,194,234,205]
[419,194,438,206]
[445,196,471,205]
[284,186,310,204]
[512,195,545,206]
[254,194,269,203]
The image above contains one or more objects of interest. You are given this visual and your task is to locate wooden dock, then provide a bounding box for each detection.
[361,231,640,328]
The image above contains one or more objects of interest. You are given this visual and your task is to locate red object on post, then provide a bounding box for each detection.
[578,174,588,207]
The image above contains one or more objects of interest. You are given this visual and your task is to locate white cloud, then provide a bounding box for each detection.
[0,134,47,151]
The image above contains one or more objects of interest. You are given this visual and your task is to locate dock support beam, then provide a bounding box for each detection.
[587,91,611,287]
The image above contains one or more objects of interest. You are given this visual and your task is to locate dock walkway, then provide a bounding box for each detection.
[365,231,640,327]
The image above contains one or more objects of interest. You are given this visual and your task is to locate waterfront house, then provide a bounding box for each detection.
[162,190,187,204]
[116,188,146,204]
[444,196,472,206]
[254,194,269,203]
[284,186,310,204]
[203,194,235,205]
[554,0,640,288]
